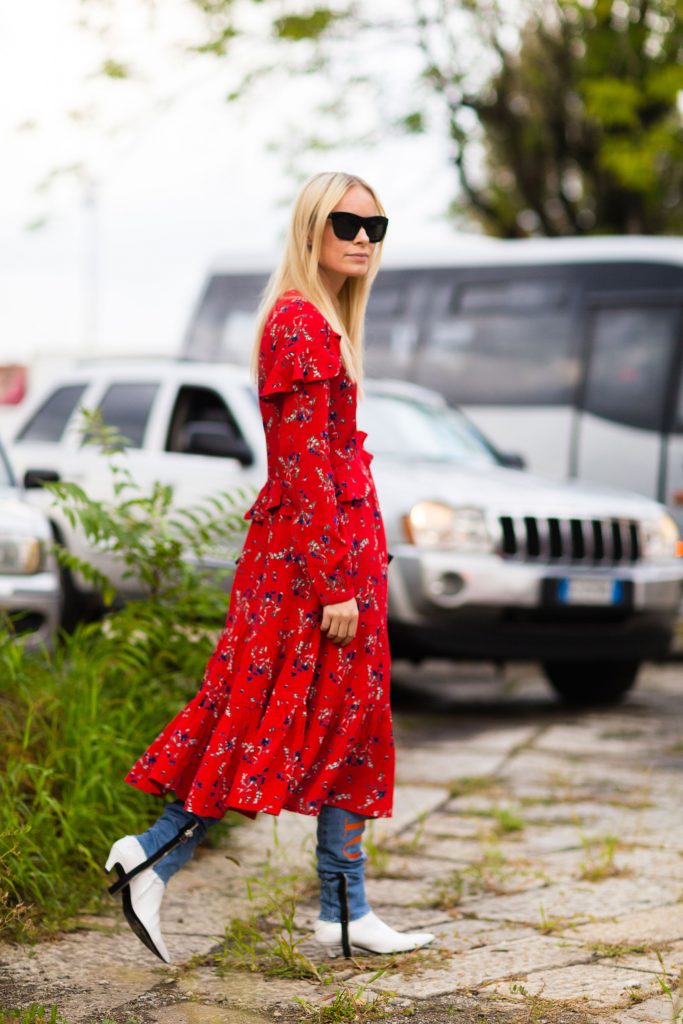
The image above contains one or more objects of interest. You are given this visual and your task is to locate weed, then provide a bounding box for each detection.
[507,981,576,1023]
[447,776,499,800]
[0,1011,121,1024]
[490,807,524,834]
[389,811,429,855]
[588,941,649,958]
[577,833,630,882]
[210,855,329,981]
[655,950,683,1021]
[536,904,582,934]
[624,984,649,1004]
[363,820,392,876]
[0,1009,64,1024]
[422,845,511,910]
[294,977,396,1021]
[599,728,645,740]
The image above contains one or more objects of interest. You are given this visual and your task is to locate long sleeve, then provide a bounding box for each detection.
[277,377,355,606]
[257,296,355,606]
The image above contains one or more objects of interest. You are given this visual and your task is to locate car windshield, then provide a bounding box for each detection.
[359,392,500,465]
[0,441,14,487]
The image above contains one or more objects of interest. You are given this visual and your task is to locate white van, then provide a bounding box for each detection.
[181,236,683,528]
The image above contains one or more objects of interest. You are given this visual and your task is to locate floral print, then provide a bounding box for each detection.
[124,290,395,820]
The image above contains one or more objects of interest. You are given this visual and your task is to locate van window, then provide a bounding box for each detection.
[419,281,578,404]
[364,272,424,372]
[583,308,678,431]
[96,382,159,448]
[17,384,88,442]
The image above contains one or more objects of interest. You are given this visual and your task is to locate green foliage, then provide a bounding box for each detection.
[273,8,341,41]
[440,0,683,235]
[80,0,683,236]
[0,412,250,938]
[401,112,425,134]
[99,59,130,80]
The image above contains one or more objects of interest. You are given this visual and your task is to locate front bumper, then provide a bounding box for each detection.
[0,568,61,648]
[387,545,683,661]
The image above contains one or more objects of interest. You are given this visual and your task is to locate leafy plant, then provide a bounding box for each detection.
[0,413,253,938]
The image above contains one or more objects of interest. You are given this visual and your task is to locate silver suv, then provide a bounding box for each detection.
[7,359,682,702]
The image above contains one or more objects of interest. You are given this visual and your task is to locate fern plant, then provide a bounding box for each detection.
[42,406,254,677]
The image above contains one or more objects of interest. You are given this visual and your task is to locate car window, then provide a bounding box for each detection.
[583,307,678,431]
[16,383,88,442]
[166,384,244,453]
[96,382,159,448]
[360,393,500,465]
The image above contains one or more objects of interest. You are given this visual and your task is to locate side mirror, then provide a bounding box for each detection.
[182,423,254,465]
[497,451,527,470]
[24,468,61,489]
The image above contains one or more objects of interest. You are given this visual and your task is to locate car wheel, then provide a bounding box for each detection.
[542,660,641,707]
[49,521,87,633]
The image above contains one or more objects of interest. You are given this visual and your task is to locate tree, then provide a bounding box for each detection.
[77,0,683,236]
[422,0,683,236]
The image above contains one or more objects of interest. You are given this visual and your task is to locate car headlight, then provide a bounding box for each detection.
[403,501,494,554]
[0,537,45,574]
[641,514,680,561]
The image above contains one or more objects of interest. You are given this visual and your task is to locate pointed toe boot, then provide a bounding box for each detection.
[105,835,171,964]
[314,910,436,957]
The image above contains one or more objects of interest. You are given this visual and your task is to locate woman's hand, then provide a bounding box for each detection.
[321,597,359,646]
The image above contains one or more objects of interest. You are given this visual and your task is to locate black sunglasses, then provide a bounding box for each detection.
[327,211,389,243]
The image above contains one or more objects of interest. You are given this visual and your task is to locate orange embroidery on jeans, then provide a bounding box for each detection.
[342,817,364,860]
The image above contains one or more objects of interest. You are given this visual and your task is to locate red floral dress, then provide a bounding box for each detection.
[124,290,395,820]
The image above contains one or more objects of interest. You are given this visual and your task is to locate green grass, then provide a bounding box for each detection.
[0,622,240,940]
[0,418,251,940]
[0,1009,121,1024]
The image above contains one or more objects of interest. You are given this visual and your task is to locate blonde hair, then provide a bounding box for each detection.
[249,171,386,400]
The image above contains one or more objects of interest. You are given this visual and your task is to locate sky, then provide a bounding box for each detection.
[1,1,477,366]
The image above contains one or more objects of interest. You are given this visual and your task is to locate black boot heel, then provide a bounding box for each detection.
[337,872,352,958]
[107,819,202,896]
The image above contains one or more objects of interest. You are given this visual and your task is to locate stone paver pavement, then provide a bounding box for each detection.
[3,659,683,1022]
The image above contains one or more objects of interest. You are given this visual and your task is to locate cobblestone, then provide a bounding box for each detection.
[2,660,683,1021]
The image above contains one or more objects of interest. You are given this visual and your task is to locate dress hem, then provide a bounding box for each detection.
[125,774,393,822]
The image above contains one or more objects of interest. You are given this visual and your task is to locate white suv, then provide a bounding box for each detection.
[8,358,683,704]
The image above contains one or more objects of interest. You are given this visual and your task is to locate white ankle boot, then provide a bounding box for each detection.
[314,910,436,956]
[105,835,171,964]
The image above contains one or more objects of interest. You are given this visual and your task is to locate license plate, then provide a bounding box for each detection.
[557,577,624,606]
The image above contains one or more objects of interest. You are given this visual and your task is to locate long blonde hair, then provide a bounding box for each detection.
[249,171,386,399]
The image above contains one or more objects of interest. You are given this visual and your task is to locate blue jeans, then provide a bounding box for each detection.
[134,800,370,921]
[316,804,371,922]
[135,799,219,885]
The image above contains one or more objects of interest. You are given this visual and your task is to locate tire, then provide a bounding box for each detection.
[542,659,641,707]
[48,521,87,633]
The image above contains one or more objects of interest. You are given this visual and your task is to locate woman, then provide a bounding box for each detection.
[105,171,435,963]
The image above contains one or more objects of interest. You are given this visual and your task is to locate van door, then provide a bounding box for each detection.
[662,308,683,530]
[575,303,679,503]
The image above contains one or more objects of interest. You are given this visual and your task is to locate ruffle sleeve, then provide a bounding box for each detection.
[259,297,342,401]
